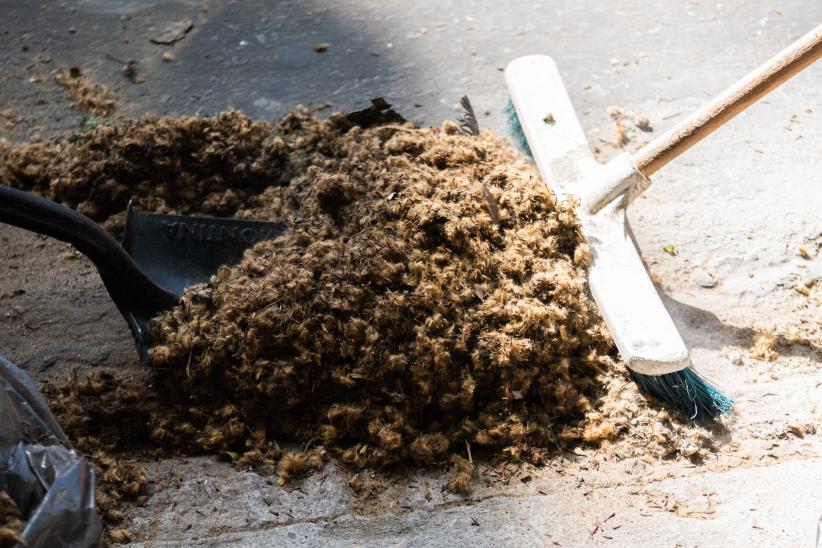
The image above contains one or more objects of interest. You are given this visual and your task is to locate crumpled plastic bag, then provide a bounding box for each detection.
[0,354,101,547]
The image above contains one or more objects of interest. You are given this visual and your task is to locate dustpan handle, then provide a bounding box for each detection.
[633,24,822,176]
[0,185,179,317]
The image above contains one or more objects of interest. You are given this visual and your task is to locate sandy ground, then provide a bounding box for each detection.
[1,0,821,546]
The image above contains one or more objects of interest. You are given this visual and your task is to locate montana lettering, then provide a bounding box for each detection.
[160,221,278,244]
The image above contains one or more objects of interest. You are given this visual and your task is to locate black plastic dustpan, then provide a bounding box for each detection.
[0,185,286,362]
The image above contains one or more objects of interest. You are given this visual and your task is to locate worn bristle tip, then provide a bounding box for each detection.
[630,368,733,420]
[504,99,532,157]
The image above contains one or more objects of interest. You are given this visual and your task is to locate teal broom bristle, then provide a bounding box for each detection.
[630,368,733,420]
[504,99,532,157]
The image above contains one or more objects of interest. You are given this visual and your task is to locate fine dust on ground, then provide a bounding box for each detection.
[3,109,715,535]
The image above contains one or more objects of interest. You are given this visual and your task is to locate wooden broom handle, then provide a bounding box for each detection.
[633,24,822,177]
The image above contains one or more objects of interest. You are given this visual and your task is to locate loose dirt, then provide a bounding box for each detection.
[54,67,117,117]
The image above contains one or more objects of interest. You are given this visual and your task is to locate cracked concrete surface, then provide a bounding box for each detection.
[0,0,821,546]
[128,458,822,547]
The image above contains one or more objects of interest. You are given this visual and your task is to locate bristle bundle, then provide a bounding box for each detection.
[630,368,733,420]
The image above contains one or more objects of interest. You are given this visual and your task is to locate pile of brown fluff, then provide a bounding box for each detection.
[6,108,703,491]
[145,113,615,472]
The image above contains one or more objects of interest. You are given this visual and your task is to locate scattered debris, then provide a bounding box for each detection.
[602,106,630,147]
[150,20,193,45]
[348,473,363,491]
[587,515,603,536]
[162,52,175,63]
[633,115,652,132]
[108,529,132,544]
[601,106,653,148]
[124,61,142,83]
[543,113,556,125]
[106,55,142,84]
[751,331,778,362]
[722,347,744,366]
[277,448,326,485]
[662,245,677,256]
[787,424,805,438]
[645,489,717,519]
[448,456,474,494]
[694,268,717,288]
[313,42,329,53]
[786,423,815,438]
[54,67,116,116]
[678,440,699,457]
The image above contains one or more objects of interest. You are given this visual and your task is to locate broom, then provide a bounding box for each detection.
[502,24,821,419]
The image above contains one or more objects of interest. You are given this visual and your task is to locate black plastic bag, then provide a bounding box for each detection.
[0,354,101,547]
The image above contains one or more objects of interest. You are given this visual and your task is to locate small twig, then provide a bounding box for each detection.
[104,53,127,65]
[465,439,473,464]
[185,347,193,378]
[303,436,320,452]
[348,224,376,240]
